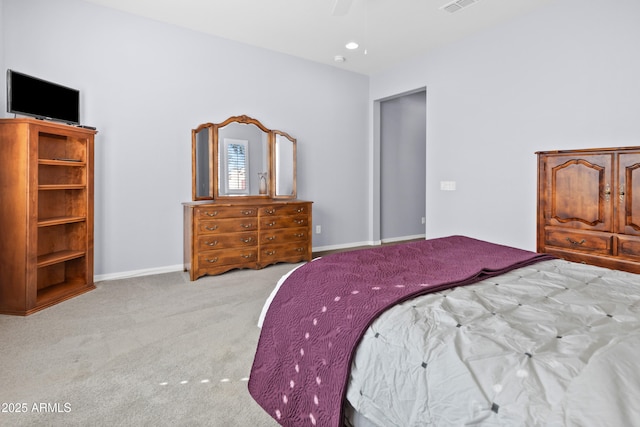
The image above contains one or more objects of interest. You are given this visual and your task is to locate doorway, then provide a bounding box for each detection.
[376,89,426,243]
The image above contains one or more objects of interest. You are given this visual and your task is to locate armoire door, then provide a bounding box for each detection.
[617,153,640,236]
[541,153,613,232]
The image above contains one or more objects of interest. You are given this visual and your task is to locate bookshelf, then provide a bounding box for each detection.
[0,118,96,315]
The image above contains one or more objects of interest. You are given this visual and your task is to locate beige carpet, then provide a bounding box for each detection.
[0,264,302,427]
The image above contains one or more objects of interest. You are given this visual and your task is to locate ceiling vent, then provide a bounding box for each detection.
[441,0,479,13]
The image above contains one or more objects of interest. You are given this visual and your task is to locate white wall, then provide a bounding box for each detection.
[1,0,370,279]
[6,0,639,279]
[370,0,640,251]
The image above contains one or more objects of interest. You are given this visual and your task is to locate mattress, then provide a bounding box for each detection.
[346,258,640,426]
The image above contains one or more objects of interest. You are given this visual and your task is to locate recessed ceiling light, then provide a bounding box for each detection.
[345,41,359,50]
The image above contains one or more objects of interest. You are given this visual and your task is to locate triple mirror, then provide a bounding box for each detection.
[192,115,297,200]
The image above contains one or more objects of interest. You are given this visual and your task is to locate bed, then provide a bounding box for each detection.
[248,235,640,426]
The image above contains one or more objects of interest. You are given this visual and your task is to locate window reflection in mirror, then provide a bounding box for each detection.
[217,122,269,197]
[221,139,249,194]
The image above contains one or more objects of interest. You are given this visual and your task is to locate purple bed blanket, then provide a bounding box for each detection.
[248,235,555,426]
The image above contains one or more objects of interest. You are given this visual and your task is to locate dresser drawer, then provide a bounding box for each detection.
[260,243,309,262]
[185,200,312,280]
[197,232,257,251]
[197,248,258,268]
[545,229,613,255]
[260,204,309,216]
[618,235,640,260]
[260,227,309,245]
[260,215,309,230]
[195,206,257,219]
[197,218,258,234]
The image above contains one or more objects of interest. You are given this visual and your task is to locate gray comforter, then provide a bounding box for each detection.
[346,259,640,426]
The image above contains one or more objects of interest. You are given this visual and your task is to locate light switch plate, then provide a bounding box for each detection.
[440,181,456,191]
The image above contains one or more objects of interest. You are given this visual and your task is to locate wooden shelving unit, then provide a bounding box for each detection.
[0,118,96,315]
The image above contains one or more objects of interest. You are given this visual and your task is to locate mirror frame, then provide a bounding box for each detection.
[191,115,297,201]
[272,130,297,199]
[191,122,214,201]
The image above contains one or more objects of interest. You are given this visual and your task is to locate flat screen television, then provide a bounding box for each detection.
[6,69,80,125]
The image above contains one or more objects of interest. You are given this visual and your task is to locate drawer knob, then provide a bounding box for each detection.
[566,237,586,246]
[205,225,219,231]
[267,236,276,241]
[294,233,305,238]
[241,253,254,259]
[265,208,276,215]
[294,219,305,224]
[241,237,254,243]
[242,223,254,228]
[267,221,276,227]
[205,211,219,217]
[206,257,219,263]
[296,207,305,213]
[204,240,219,246]
[242,210,254,215]
[295,247,304,252]
[266,250,276,256]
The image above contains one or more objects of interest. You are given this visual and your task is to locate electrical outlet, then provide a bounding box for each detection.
[316,225,322,234]
[421,217,426,224]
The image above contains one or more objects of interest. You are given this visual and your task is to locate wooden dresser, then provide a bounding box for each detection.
[183,200,312,280]
[537,146,640,273]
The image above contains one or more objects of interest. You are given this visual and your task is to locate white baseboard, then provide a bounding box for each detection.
[95,264,184,283]
[311,235,424,253]
[95,236,426,282]
[312,240,378,253]
[381,234,425,244]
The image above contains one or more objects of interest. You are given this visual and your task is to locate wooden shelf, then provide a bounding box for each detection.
[38,184,86,191]
[35,281,95,314]
[39,159,85,166]
[38,216,86,227]
[37,250,86,268]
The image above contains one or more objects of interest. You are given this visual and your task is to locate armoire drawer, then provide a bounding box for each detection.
[545,229,613,255]
[618,235,640,260]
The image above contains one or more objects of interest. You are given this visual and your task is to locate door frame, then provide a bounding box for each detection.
[371,86,427,244]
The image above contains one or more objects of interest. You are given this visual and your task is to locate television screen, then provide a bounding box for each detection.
[7,69,80,125]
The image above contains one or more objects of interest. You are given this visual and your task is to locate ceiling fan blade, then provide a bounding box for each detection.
[331,0,354,16]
